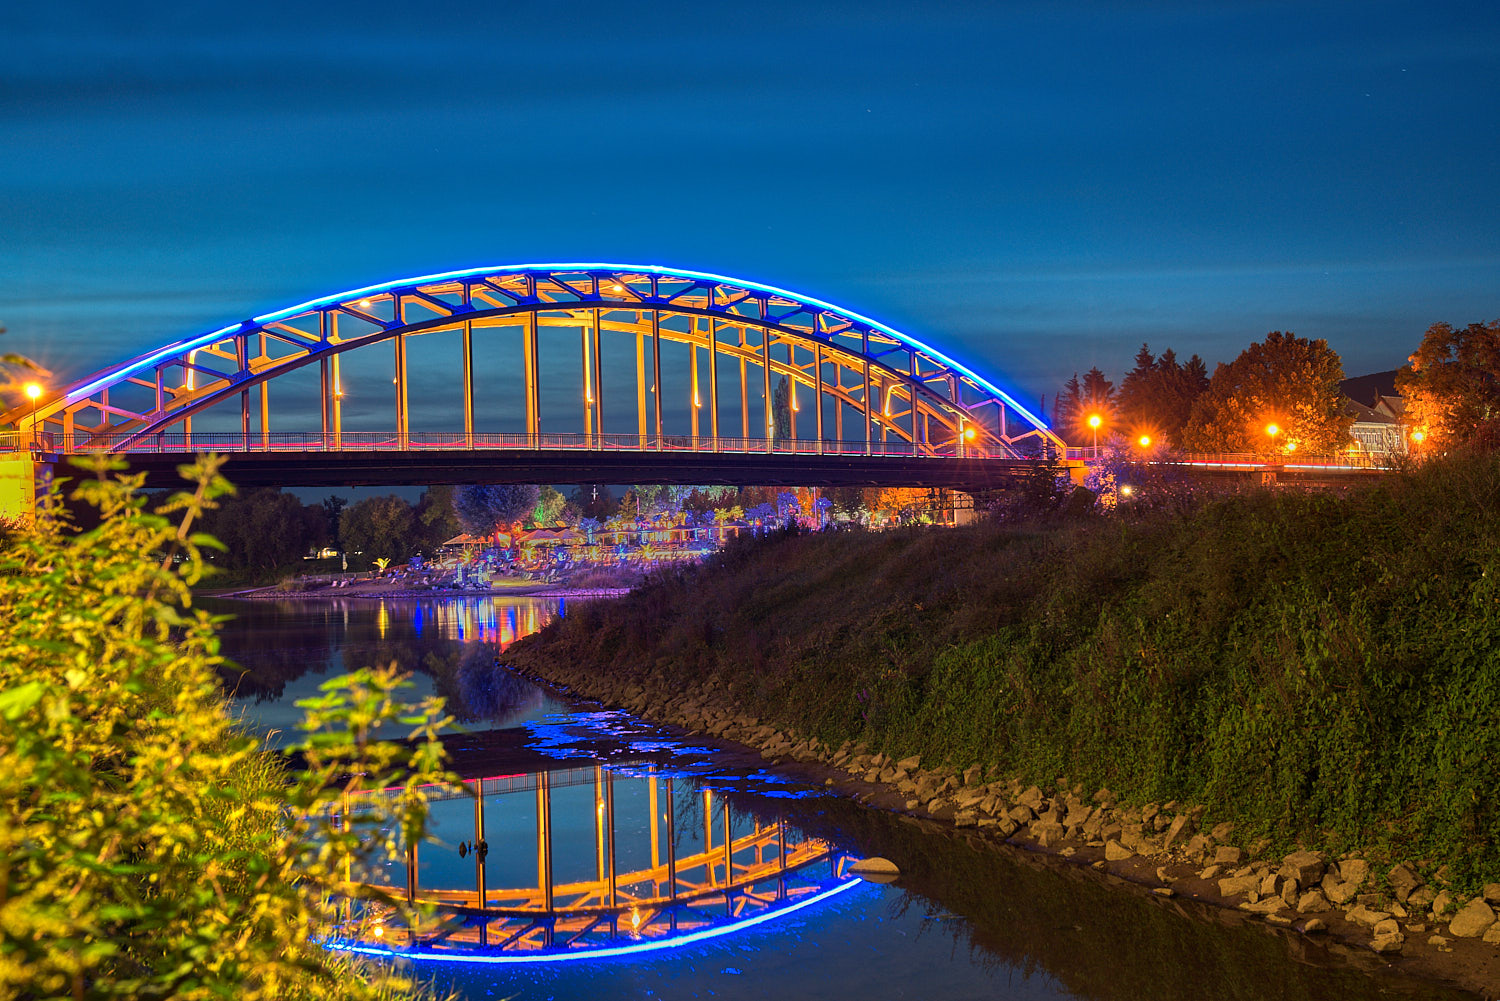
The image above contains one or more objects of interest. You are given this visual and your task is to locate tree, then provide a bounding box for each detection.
[413,484,461,550]
[320,495,348,548]
[1116,344,1211,442]
[199,488,326,573]
[1054,373,1084,441]
[0,323,49,424]
[452,484,540,536]
[772,376,792,442]
[1054,368,1115,444]
[628,484,667,516]
[340,495,417,560]
[0,456,450,999]
[529,485,567,528]
[680,486,738,514]
[1395,320,1500,449]
[569,483,617,520]
[1181,331,1352,455]
[1081,367,1115,416]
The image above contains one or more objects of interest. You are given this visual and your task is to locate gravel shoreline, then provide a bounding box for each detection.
[500,658,1500,998]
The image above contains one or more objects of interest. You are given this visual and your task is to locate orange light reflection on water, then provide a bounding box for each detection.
[428,598,555,647]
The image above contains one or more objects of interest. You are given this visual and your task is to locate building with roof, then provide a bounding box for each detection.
[1340,370,1408,456]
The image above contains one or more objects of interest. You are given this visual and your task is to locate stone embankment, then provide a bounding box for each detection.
[503,663,1500,991]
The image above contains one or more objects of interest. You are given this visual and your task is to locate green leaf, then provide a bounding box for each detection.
[0,681,46,720]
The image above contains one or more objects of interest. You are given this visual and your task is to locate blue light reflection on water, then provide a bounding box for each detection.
[328,877,865,965]
[517,709,825,801]
[421,879,1069,1001]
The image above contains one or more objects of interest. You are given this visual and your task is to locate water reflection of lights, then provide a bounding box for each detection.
[426,598,556,646]
[327,877,862,964]
[324,764,858,964]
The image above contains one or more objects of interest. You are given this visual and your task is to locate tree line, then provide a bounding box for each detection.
[189,479,950,579]
[1053,332,1351,454]
[1053,319,1500,456]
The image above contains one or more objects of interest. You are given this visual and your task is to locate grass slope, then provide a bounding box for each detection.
[505,457,1500,887]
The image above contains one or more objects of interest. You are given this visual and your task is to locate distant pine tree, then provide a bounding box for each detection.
[772,376,793,443]
[1054,373,1084,441]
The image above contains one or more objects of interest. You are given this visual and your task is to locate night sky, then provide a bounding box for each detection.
[4,0,1498,417]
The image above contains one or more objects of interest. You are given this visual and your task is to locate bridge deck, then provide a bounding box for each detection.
[38,447,1038,489]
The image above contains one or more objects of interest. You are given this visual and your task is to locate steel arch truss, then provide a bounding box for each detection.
[10,265,1062,457]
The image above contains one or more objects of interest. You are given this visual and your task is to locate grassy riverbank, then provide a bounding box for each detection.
[505,455,1500,889]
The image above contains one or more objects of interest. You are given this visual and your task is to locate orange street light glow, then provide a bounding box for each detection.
[1087,414,1102,429]
[24,382,43,400]
[1138,435,1151,447]
[1412,430,1426,443]
[963,427,976,441]
[1286,442,1297,452]
[1266,423,1280,437]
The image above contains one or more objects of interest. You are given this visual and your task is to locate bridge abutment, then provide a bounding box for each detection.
[0,455,44,522]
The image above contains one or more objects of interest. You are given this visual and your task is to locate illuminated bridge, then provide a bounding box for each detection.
[0,264,1062,501]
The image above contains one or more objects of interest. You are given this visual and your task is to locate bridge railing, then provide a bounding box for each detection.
[0,430,1023,461]
[1063,445,1396,470]
[1173,452,1394,470]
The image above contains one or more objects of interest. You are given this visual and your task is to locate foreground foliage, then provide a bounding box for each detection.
[0,457,451,1000]
[509,456,1500,888]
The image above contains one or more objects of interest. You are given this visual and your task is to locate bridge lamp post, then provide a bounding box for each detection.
[1137,435,1151,449]
[24,382,43,448]
[1087,414,1102,458]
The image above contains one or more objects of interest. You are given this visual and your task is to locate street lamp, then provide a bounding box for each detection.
[1411,430,1426,444]
[1087,414,1102,458]
[24,382,42,448]
[1138,435,1151,448]
[1265,423,1280,455]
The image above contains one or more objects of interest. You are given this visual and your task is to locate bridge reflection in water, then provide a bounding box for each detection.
[326,763,860,963]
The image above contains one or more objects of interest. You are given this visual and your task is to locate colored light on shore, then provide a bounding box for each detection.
[24,382,42,400]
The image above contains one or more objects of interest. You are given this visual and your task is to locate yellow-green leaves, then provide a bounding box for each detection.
[0,457,451,1000]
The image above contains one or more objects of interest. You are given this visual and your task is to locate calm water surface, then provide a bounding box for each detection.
[208,596,1477,1001]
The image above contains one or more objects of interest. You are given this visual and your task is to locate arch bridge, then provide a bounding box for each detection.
[1,264,1062,496]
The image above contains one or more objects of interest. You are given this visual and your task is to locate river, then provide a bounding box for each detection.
[206,595,1476,1001]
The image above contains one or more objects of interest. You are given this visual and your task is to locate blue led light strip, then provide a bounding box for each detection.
[56,263,1050,433]
[323,875,864,965]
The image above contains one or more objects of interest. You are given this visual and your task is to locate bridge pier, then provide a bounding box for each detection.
[0,455,46,522]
